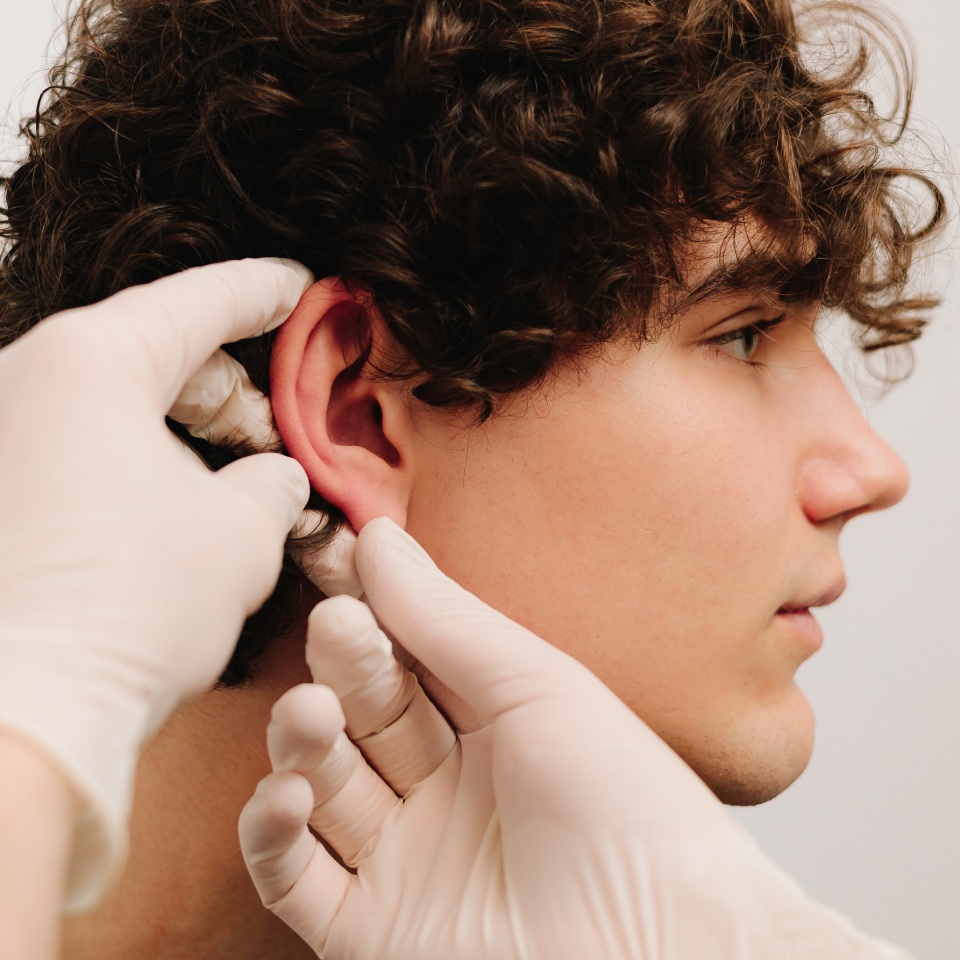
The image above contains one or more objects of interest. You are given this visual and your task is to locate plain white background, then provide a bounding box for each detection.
[2,2,957,957]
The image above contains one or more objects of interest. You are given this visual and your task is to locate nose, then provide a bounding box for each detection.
[796,359,910,525]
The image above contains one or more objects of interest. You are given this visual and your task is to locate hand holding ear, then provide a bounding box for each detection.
[169,276,410,599]
[0,259,312,911]
[241,519,913,960]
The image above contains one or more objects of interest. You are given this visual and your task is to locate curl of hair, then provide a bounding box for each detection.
[0,0,944,682]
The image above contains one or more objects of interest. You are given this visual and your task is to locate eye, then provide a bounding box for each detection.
[709,314,786,363]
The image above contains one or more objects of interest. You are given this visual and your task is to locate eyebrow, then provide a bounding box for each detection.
[682,252,822,309]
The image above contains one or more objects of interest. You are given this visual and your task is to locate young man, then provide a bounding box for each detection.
[0,0,941,955]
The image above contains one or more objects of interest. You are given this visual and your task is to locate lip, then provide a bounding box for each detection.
[775,578,845,654]
[777,577,847,615]
[775,608,824,653]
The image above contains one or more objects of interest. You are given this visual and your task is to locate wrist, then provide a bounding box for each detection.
[0,629,151,911]
[0,730,76,960]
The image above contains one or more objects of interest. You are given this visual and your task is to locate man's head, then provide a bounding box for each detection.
[0,0,940,803]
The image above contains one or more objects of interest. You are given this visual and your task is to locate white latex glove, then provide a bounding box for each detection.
[170,346,284,450]
[0,258,314,912]
[240,518,912,960]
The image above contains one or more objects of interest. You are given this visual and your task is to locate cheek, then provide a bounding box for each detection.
[407,385,790,705]
[406,374,814,798]
[406,343,819,802]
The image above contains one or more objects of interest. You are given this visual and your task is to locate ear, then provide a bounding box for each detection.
[269,278,415,531]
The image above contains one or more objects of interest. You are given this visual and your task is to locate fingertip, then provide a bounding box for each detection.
[218,452,310,531]
[240,770,323,912]
[355,517,441,590]
[357,515,401,541]
[238,258,315,334]
[267,684,346,772]
[269,453,312,511]
[257,258,315,330]
[305,597,395,700]
[239,770,314,860]
[271,683,346,730]
[307,595,382,648]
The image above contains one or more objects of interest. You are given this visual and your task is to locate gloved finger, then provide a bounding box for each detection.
[356,518,592,722]
[83,258,312,410]
[214,452,310,535]
[293,519,364,599]
[239,770,351,948]
[394,655,487,736]
[267,684,398,868]
[239,770,318,905]
[307,596,457,796]
[212,454,310,602]
[293,525,480,732]
[169,349,281,450]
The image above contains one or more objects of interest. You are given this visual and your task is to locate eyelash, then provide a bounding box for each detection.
[708,313,787,364]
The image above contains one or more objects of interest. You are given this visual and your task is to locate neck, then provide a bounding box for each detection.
[62,629,316,960]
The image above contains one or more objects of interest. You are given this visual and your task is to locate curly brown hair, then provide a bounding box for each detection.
[0,0,943,683]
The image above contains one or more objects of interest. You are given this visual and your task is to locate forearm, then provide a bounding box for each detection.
[0,731,76,960]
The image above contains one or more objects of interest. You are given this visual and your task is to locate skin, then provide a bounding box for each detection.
[62,632,318,960]
[0,733,74,960]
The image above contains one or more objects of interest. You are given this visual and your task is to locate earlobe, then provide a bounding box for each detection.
[269,279,414,531]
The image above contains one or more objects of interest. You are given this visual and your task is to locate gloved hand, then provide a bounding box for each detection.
[240,518,911,960]
[0,258,313,911]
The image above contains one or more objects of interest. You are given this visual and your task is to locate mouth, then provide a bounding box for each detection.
[776,578,846,616]
[775,578,845,653]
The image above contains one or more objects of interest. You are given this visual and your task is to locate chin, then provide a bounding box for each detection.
[672,686,816,807]
[708,765,809,806]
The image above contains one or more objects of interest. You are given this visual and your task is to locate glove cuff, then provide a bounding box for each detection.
[0,630,153,913]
